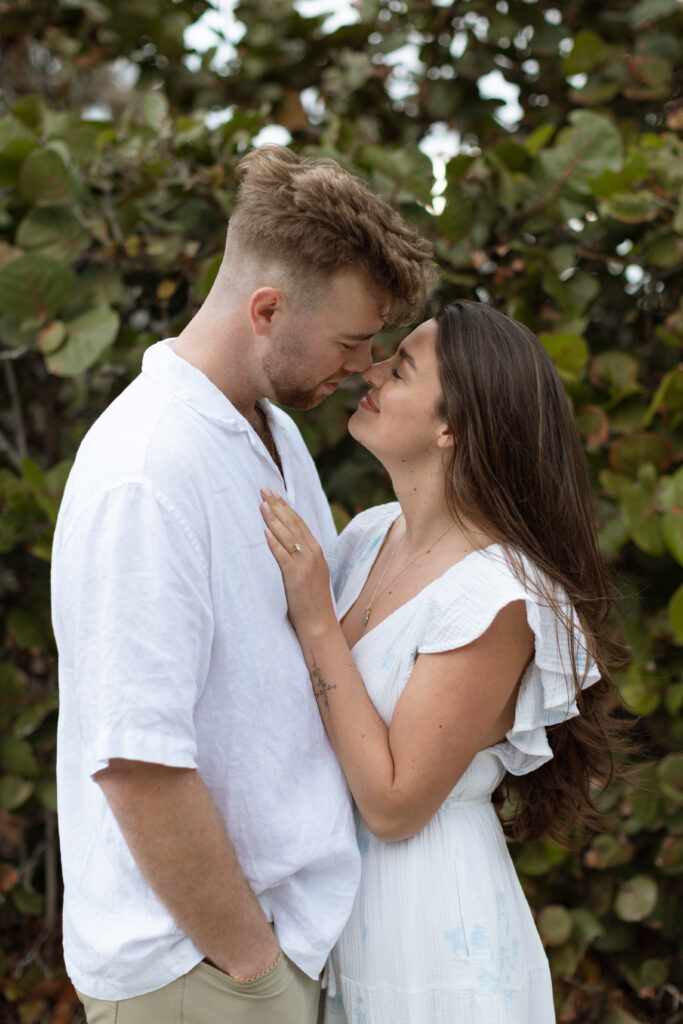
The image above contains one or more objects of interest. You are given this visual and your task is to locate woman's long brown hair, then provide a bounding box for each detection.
[435,301,633,845]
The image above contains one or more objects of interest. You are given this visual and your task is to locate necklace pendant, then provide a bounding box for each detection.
[363,608,371,627]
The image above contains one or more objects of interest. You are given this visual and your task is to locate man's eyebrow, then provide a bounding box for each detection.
[342,332,376,342]
[397,346,417,371]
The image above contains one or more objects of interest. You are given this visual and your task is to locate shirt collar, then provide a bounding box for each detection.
[142,339,255,433]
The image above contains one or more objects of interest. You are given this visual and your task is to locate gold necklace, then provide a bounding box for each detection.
[362,519,456,628]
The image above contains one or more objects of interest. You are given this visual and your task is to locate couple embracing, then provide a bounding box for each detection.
[53,146,624,1024]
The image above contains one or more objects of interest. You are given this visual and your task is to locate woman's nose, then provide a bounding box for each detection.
[363,358,390,387]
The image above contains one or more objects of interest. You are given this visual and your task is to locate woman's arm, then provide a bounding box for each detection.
[262,491,533,841]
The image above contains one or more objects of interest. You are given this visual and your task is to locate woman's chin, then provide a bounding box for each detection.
[348,412,372,447]
[347,409,362,438]
[348,415,383,460]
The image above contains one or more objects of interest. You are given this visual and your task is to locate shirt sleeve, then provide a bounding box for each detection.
[55,481,214,776]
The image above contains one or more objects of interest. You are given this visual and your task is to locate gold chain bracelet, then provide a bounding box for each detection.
[227,949,282,984]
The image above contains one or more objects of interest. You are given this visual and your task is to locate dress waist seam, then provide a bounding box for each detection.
[441,796,493,808]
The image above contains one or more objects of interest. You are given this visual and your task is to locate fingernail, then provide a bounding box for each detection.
[262,487,273,498]
[263,501,271,514]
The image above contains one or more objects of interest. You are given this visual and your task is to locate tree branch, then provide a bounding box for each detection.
[3,360,28,463]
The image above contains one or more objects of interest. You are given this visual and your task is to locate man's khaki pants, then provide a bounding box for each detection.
[77,956,322,1024]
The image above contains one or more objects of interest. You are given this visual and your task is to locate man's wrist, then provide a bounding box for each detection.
[226,948,282,983]
[209,929,281,980]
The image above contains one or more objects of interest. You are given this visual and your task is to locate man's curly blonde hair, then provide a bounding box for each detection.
[226,145,437,324]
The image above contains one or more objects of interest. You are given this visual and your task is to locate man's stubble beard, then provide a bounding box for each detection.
[262,332,326,411]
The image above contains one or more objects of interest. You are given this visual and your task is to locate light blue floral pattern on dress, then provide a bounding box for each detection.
[352,997,367,1024]
[444,925,468,960]
[475,893,521,998]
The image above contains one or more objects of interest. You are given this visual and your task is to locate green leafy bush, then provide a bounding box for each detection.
[0,1,681,1021]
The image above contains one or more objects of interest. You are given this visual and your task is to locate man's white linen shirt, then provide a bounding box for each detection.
[52,340,360,1001]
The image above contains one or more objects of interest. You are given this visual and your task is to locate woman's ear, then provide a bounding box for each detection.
[436,426,455,449]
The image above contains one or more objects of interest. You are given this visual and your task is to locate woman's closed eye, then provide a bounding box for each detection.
[392,367,402,380]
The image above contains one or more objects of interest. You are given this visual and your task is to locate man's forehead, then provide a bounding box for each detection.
[343,330,378,342]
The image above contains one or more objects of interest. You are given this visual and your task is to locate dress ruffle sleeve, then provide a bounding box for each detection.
[417,546,601,778]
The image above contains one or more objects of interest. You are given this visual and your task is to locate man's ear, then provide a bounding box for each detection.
[248,287,287,337]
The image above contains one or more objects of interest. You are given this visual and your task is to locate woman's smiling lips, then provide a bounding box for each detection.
[358,393,379,413]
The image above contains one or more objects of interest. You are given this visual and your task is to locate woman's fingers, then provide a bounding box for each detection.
[263,525,290,566]
[260,492,300,556]
[260,489,310,555]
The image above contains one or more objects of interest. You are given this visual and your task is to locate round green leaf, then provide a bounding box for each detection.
[630,0,682,26]
[591,351,640,392]
[0,736,39,778]
[0,114,36,153]
[655,834,683,874]
[0,775,34,810]
[657,752,683,803]
[584,833,633,869]
[6,607,52,649]
[358,144,434,206]
[669,584,683,643]
[14,694,58,739]
[660,465,683,507]
[563,30,610,76]
[618,485,665,557]
[537,905,573,946]
[540,332,589,376]
[17,206,90,263]
[569,907,605,952]
[637,958,668,988]
[513,842,552,876]
[619,666,661,715]
[141,91,169,127]
[643,367,683,425]
[0,254,74,320]
[35,779,57,812]
[11,888,44,915]
[0,663,24,698]
[614,874,658,922]
[662,510,683,566]
[538,111,622,196]
[19,146,79,206]
[601,190,661,224]
[37,319,66,355]
[547,943,580,977]
[609,434,673,476]
[665,680,683,717]
[597,1008,643,1024]
[575,404,609,446]
[647,232,683,267]
[47,306,120,376]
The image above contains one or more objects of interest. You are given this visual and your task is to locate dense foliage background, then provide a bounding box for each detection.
[0,0,681,1021]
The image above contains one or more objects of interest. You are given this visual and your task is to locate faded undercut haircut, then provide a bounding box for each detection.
[226,145,437,324]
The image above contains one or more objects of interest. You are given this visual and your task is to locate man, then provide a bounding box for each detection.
[52,145,435,1024]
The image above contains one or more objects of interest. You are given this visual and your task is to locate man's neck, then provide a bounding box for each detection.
[172,309,266,419]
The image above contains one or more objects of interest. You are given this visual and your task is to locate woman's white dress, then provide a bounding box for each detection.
[324,503,600,1024]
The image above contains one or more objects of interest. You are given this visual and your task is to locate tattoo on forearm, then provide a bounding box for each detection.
[310,654,336,708]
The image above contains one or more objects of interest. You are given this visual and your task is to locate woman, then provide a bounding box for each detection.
[261,301,626,1023]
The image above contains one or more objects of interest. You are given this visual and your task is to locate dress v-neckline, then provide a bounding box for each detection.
[339,507,500,653]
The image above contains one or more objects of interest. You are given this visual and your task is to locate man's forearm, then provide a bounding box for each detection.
[96,759,279,978]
